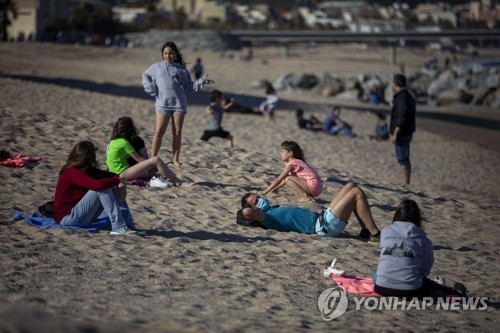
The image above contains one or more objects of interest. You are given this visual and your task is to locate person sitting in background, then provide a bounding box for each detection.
[370,112,389,141]
[296,108,322,131]
[323,107,356,138]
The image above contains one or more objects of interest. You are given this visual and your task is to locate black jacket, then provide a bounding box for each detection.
[390,89,416,136]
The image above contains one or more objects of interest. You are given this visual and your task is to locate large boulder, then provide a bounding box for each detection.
[273,73,319,91]
[312,72,344,97]
[469,87,494,105]
[427,70,456,97]
[483,88,500,108]
[335,89,361,100]
[436,89,473,106]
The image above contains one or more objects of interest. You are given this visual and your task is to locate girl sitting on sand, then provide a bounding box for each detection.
[373,199,468,298]
[106,116,192,187]
[53,141,137,235]
[260,141,323,202]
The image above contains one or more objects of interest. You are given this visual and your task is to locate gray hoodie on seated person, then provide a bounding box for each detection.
[375,221,434,290]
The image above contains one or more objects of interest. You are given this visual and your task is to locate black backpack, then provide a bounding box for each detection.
[38,201,54,218]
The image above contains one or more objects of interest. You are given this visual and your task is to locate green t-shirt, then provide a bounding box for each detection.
[106,138,135,174]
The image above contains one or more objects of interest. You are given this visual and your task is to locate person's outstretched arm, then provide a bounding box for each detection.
[222,98,235,110]
[260,164,294,195]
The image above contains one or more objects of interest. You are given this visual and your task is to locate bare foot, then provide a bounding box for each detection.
[297,196,315,203]
[176,181,195,187]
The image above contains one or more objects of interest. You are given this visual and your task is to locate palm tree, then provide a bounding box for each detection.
[1,0,18,41]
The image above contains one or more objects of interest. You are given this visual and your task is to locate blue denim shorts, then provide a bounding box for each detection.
[394,135,412,169]
[156,109,186,116]
[315,208,348,237]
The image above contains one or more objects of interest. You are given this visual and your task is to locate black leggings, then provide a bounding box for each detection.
[375,277,462,298]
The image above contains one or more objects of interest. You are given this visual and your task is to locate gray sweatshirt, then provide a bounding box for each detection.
[205,102,224,131]
[142,61,195,113]
[376,221,434,290]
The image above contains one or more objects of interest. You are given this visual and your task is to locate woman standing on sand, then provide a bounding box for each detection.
[142,41,214,166]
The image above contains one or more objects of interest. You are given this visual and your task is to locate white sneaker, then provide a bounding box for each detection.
[149,176,173,188]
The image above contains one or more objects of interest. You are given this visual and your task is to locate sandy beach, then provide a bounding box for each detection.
[0,41,499,332]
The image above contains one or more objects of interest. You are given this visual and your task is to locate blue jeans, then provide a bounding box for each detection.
[394,135,412,169]
[60,188,134,229]
[330,124,356,138]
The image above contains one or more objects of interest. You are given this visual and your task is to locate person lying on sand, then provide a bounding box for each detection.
[239,182,380,242]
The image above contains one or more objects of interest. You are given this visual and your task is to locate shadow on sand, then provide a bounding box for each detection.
[3,72,499,139]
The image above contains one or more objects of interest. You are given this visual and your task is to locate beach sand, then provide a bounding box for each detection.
[0,42,499,332]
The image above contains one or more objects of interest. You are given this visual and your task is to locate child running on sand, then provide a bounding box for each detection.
[106,116,192,187]
[200,89,234,147]
[260,140,323,202]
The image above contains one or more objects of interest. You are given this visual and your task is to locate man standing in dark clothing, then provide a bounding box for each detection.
[390,74,416,185]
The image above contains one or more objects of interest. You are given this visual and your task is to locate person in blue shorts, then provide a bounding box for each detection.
[239,182,380,242]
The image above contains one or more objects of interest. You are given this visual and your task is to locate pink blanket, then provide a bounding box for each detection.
[0,154,42,167]
[330,274,381,297]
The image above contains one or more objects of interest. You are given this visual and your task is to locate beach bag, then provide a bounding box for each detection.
[38,201,54,218]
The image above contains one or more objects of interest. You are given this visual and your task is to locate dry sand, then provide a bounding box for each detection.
[0,42,499,332]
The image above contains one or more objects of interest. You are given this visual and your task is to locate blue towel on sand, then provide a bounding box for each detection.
[13,211,111,232]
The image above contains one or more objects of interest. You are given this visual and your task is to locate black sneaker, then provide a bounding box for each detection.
[359,229,370,240]
[368,233,380,245]
[453,282,468,299]
[127,224,147,236]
